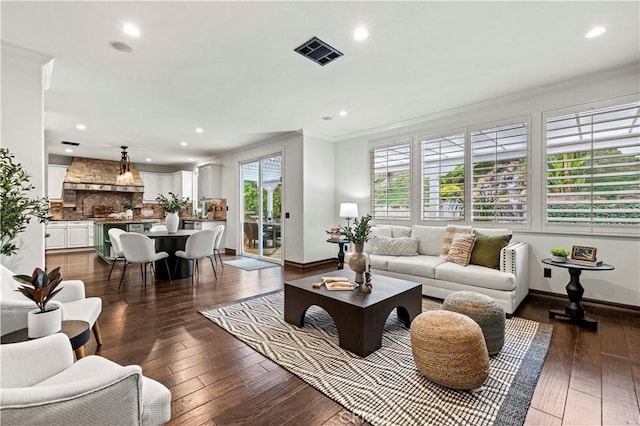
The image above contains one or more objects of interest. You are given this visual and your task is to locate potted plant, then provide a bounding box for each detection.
[338,214,372,284]
[121,200,136,219]
[156,192,190,233]
[13,267,64,338]
[550,247,570,262]
[0,148,51,257]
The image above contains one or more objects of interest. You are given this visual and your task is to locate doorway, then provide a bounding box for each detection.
[240,154,282,262]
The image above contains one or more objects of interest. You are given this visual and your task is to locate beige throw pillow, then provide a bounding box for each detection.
[440,225,472,257]
[371,236,419,256]
[447,233,476,266]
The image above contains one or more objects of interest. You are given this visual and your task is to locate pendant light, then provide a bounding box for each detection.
[116,146,135,185]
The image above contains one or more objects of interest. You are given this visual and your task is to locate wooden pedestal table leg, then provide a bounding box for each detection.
[74,345,86,359]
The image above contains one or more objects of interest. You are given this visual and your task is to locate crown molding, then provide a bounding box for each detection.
[1,41,52,64]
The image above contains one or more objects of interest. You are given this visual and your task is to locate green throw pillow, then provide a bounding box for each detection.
[469,231,512,269]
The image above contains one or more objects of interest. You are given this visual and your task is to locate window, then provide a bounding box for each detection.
[420,133,465,221]
[370,141,411,220]
[546,101,640,227]
[470,121,528,223]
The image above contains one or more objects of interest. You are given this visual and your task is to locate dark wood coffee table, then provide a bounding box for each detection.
[284,272,422,357]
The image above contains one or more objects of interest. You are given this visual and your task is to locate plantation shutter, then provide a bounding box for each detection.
[470,122,528,223]
[370,141,411,220]
[546,101,640,226]
[420,133,465,221]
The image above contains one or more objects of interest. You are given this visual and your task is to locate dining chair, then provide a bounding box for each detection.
[118,233,172,290]
[211,225,225,267]
[107,228,126,281]
[174,230,217,285]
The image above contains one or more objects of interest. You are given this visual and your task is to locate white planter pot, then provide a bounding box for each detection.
[125,209,133,219]
[27,301,63,338]
[551,255,567,263]
[165,212,179,234]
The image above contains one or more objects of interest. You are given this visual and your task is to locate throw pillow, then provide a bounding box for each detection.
[469,231,513,269]
[447,233,476,266]
[371,236,419,256]
[363,226,392,253]
[440,225,472,258]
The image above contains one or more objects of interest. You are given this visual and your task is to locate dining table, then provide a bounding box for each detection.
[145,229,198,280]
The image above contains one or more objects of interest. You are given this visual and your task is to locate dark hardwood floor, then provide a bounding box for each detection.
[45,250,640,425]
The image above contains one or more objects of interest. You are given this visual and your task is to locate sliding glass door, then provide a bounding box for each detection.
[240,154,282,262]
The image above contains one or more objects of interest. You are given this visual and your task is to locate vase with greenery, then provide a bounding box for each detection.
[339,214,372,284]
[550,247,570,262]
[121,200,136,219]
[13,267,64,337]
[0,148,51,257]
[156,192,189,233]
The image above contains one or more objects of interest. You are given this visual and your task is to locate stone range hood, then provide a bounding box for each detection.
[62,157,143,207]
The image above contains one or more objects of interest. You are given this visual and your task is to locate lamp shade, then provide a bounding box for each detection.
[339,203,358,218]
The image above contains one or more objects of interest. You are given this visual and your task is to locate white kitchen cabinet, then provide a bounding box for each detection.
[45,222,67,249]
[67,226,88,247]
[141,172,160,201]
[159,174,173,197]
[198,164,222,199]
[172,171,194,199]
[47,165,67,200]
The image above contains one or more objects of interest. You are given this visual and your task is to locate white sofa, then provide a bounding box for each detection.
[360,225,529,315]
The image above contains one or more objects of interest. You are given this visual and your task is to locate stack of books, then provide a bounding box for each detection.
[568,258,603,267]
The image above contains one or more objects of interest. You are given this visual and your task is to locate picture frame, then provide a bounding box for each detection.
[329,228,341,240]
[571,245,597,261]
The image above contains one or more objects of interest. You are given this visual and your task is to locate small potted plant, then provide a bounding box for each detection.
[339,214,372,284]
[121,199,136,219]
[156,192,190,233]
[13,267,64,338]
[550,247,570,263]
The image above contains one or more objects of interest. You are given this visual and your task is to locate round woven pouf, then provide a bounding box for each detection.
[410,310,490,390]
[442,291,506,356]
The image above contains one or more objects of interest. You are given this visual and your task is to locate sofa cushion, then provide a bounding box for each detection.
[371,236,419,256]
[435,262,516,291]
[368,254,396,271]
[389,225,412,238]
[440,225,472,257]
[447,233,476,266]
[411,225,446,256]
[470,231,513,269]
[388,255,447,279]
[363,226,392,253]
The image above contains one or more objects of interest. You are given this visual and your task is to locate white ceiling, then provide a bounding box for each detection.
[2,1,639,166]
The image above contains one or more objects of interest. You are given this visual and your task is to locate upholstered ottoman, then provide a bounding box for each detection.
[442,291,506,356]
[410,310,490,390]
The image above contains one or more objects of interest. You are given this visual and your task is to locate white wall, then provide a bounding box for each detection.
[1,43,51,272]
[334,64,640,307]
[302,133,336,263]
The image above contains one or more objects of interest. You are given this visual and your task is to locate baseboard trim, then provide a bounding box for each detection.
[284,258,336,271]
[529,289,640,315]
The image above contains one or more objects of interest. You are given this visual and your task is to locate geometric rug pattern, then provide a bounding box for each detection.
[222,257,280,271]
[200,292,552,426]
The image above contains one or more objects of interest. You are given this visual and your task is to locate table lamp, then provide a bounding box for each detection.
[339,203,358,229]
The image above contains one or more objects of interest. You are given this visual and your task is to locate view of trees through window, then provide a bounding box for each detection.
[370,142,411,219]
[546,101,639,226]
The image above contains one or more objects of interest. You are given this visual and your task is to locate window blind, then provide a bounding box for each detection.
[546,101,640,226]
[370,141,411,220]
[471,122,528,223]
[420,133,465,221]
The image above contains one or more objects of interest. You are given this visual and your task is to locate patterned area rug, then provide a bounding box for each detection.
[222,257,280,271]
[200,292,552,426]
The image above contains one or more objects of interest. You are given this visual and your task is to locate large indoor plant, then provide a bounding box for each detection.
[0,148,51,257]
[339,214,372,284]
[156,192,190,233]
[14,267,64,337]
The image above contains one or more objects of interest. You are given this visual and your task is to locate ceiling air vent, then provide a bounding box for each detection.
[294,37,343,66]
[61,141,80,146]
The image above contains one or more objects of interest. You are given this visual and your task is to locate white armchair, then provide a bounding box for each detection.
[0,333,171,425]
[0,264,102,348]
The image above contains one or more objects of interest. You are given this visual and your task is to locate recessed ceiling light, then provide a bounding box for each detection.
[339,110,348,117]
[146,158,152,162]
[354,27,369,41]
[76,124,86,130]
[195,128,203,133]
[109,41,134,53]
[123,23,140,37]
[180,141,188,146]
[585,26,606,38]
[65,148,73,153]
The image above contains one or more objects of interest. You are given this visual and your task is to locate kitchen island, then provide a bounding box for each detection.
[93,220,159,262]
